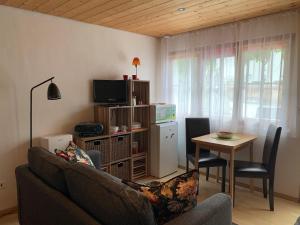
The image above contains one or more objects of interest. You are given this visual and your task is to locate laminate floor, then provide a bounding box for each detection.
[1,169,299,225]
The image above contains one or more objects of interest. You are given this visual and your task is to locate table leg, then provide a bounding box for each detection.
[230,150,235,203]
[216,152,220,183]
[249,141,254,192]
[195,143,200,169]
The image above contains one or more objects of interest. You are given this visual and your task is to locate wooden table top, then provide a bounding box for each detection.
[192,133,257,150]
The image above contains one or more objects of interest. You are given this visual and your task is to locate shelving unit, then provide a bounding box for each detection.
[75,80,150,181]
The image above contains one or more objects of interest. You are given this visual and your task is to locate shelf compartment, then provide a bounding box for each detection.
[111,159,130,180]
[85,138,110,165]
[94,106,131,135]
[132,106,149,130]
[132,131,148,155]
[111,134,130,161]
[132,156,147,180]
[132,81,149,105]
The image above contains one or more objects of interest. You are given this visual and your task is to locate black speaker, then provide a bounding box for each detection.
[74,122,104,137]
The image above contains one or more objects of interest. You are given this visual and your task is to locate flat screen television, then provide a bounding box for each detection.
[93,80,128,105]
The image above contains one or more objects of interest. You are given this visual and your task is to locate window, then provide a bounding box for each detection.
[170,35,290,129]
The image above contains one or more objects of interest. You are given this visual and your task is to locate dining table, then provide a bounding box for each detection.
[192,132,257,202]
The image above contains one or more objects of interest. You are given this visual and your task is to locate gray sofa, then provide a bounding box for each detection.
[15,147,232,225]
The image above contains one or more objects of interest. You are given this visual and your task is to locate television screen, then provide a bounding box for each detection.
[93,80,128,104]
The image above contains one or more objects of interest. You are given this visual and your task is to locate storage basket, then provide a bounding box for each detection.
[85,138,110,164]
[111,160,130,180]
[111,135,130,161]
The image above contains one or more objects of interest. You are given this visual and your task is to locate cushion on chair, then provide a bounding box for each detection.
[187,152,227,168]
[234,160,268,178]
[64,163,156,225]
[28,147,70,195]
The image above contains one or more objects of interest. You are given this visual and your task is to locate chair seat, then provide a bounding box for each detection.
[234,160,269,178]
[187,152,227,168]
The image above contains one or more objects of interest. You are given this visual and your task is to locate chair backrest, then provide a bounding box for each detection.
[186,118,210,155]
[262,124,282,176]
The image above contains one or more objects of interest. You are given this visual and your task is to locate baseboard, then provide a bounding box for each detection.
[0,206,17,218]
[178,165,300,203]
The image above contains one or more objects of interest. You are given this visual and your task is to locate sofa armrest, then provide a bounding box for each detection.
[86,150,101,170]
[165,193,232,225]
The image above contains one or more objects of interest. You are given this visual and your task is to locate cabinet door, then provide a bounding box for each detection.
[159,123,178,176]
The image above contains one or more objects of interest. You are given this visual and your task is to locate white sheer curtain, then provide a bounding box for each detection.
[159,11,299,165]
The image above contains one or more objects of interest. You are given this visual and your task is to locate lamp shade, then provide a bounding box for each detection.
[47,82,61,100]
[132,57,141,66]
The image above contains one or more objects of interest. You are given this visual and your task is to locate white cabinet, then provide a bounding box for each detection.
[150,122,178,178]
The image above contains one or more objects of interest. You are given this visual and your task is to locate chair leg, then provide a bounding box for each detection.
[197,168,200,195]
[206,167,209,181]
[186,158,189,172]
[233,175,236,207]
[263,178,268,198]
[269,178,274,211]
[221,165,226,193]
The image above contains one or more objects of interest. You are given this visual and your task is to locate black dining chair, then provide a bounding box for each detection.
[233,124,282,211]
[186,118,227,192]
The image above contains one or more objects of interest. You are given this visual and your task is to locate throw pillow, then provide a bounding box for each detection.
[122,170,199,225]
[55,141,95,168]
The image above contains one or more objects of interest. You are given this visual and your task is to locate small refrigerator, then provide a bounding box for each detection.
[150,104,178,178]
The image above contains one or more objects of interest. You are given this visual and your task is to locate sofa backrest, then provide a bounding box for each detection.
[64,163,157,225]
[27,147,157,225]
[28,147,70,195]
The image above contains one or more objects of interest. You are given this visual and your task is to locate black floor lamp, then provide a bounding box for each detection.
[30,76,61,148]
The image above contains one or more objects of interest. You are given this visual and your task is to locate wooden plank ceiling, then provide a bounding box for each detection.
[1,0,300,37]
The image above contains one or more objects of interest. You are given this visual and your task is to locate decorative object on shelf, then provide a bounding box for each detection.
[132,121,142,130]
[132,57,140,77]
[123,74,128,80]
[110,126,119,134]
[132,141,139,154]
[132,94,136,106]
[121,125,128,132]
[132,74,138,80]
[30,76,61,148]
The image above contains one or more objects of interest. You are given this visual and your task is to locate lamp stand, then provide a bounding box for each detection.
[30,77,55,148]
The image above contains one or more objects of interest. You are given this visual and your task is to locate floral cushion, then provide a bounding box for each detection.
[55,141,95,168]
[122,170,199,225]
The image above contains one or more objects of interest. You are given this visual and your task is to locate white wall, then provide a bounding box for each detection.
[0,5,159,211]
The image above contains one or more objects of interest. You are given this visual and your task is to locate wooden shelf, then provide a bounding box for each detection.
[110,157,131,165]
[76,80,150,181]
[110,131,131,136]
[75,134,110,142]
[132,128,148,133]
[133,105,150,108]
[132,152,146,158]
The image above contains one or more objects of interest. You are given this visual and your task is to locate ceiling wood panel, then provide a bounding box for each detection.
[127,0,298,34]
[137,0,300,36]
[1,0,300,37]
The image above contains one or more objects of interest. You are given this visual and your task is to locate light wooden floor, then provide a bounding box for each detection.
[1,170,299,225]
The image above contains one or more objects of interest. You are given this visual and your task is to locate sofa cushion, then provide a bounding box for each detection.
[55,141,95,168]
[123,170,199,225]
[28,147,70,195]
[64,163,157,225]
